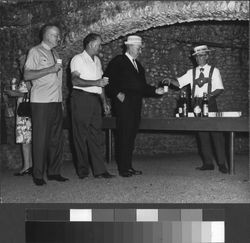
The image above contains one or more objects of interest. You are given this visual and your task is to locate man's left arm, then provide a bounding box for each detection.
[145,84,165,97]
[140,66,164,97]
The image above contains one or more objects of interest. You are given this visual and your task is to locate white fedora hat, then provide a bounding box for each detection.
[192,45,211,56]
[124,35,142,45]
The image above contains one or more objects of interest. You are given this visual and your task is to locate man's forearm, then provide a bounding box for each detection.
[72,76,99,87]
[169,78,180,88]
[100,89,107,104]
[24,67,54,81]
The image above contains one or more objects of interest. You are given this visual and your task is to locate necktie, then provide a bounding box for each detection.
[51,49,58,77]
[132,59,138,72]
[199,68,204,79]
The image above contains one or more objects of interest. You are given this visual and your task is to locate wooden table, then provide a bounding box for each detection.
[102,117,249,175]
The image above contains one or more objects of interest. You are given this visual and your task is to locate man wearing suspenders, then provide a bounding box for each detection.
[168,45,228,174]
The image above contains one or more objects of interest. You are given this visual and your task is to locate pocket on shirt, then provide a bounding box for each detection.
[40,57,53,67]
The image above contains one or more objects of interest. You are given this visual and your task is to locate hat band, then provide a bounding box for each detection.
[193,49,211,55]
[125,41,142,45]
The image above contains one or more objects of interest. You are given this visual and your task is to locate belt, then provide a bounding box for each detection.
[73,89,100,97]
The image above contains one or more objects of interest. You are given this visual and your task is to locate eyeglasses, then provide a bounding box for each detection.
[50,33,60,39]
[134,46,142,51]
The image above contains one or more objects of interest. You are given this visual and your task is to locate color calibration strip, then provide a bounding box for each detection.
[26,208,224,222]
[26,209,225,243]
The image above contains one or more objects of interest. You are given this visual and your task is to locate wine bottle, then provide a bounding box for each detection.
[202,92,209,117]
[178,91,188,117]
[182,91,188,117]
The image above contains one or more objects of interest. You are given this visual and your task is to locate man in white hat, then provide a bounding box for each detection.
[167,45,228,173]
[105,35,165,177]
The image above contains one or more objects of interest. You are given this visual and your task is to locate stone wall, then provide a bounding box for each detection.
[0,1,249,168]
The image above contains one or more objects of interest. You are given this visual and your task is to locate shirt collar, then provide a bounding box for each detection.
[198,63,209,70]
[83,50,96,63]
[41,41,52,50]
[125,52,135,62]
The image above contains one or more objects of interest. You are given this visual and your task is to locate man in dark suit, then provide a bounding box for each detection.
[105,35,165,177]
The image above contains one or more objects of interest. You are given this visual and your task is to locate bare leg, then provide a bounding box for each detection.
[19,143,32,172]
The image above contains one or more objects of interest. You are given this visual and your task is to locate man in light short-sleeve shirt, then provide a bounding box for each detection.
[24,25,68,186]
[168,45,228,174]
[70,33,114,179]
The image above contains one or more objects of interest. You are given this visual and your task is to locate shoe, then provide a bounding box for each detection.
[47,174,69,182]
[14,167,32,176]
[79,174,89,179]
[94,172,115,179]
[119,171,133,177]
[128,168,142,175]
[196,164,214,170]
[218,164,228,174]
[33,177,46,186]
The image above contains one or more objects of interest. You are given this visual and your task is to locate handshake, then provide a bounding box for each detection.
[160,78,172,87]
[155,78,172,95]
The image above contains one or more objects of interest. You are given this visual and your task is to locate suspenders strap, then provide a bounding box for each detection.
[192,67,196,98]
[207,65,214,94]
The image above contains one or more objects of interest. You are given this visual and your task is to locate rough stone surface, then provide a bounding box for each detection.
[57,1,250,45]
[1,153,249,203]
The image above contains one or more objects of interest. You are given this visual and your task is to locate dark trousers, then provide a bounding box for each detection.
[197,97,227,166]
[114,94,142,173]
[71,90,106,177]
[198,131,227,166]
[31,103,64,179]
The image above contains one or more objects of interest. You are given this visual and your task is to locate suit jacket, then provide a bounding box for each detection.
[104,54,158,99]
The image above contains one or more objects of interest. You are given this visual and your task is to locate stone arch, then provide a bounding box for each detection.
[64,1,249,46]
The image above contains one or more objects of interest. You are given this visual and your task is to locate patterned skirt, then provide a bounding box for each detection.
[16,115,32,144]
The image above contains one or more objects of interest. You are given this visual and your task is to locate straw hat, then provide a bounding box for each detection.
[124,35,142,45]
[192,45,211,56]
